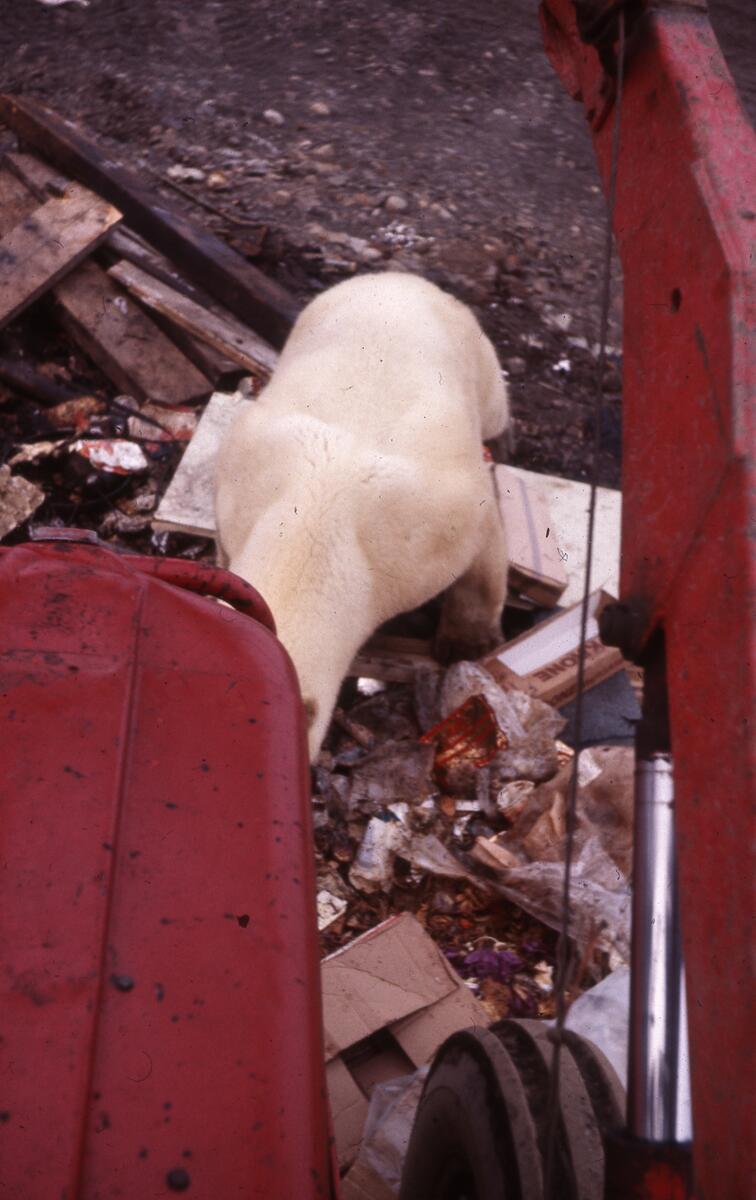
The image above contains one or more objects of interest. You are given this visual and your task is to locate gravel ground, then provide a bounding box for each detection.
[3,0,752,488]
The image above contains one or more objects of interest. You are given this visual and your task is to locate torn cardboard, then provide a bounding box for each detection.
[322,912,487,1170]
[482,589,625,709]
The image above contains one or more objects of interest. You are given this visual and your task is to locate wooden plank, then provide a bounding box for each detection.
[6,152,263,386]
[4,149,70,201]
[0,94,299,347]
[105,227,242,384]
[503,466,621,607]
[108,226,211,300]
[54,259,211,405]
[0,184,121,330]
[349,637,437,683]
[0,165,38,237]
[146,308,244,389]
[109,259,279,378]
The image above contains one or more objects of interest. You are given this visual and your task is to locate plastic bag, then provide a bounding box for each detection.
[439,661,565,786]
[342,1067,429,1197]
[473,745,635,961]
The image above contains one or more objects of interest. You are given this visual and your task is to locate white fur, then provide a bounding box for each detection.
[215,271,510,759]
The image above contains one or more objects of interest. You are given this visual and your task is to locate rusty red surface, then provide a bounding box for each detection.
[541,4,755,1198]
[0,541,334,1198]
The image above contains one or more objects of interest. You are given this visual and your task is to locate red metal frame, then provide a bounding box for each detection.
[541,5,755,1197]
[0,542,336,1198]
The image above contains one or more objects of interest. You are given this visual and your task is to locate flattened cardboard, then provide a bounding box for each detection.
[340,1160,397,1200]
[482,589,625,709]
[323,914,488,1171]
[326,1055,371,1170]
[495,464,568,607]
[321,913,457,1060]
[391,983,487,1066]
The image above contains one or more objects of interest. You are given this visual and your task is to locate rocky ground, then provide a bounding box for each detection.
[3,0,752,488]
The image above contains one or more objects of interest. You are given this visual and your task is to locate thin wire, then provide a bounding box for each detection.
[542,13,627,1196]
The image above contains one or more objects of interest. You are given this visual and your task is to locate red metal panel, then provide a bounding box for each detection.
[541,6,755,1198]
[0,543,333,1198]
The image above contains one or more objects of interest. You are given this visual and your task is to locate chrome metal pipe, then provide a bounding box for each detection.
[627,753,693,1141]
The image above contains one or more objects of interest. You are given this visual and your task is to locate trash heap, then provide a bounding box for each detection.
[0,93,289,555]
[314,655,636,1023]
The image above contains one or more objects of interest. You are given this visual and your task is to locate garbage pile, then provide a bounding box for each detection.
[314,655,635,1021]
[0,93,287,557]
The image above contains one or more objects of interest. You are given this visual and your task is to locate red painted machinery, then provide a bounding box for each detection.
[544,4,754,1197]
[400,4,754,1199]
[0,539,336,1198]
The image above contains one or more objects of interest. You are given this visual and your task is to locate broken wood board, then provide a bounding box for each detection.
[0,466,45,539]
[54,259,210,405]
[153,389,251,537]
[108,260,278,379]
[503,466,621,608]
[106,229,248,385]
[350,636,437,683]
[4,151,233,386]
[0,183,121,330]
[4,149,70,201]
[0,164,38,238]
[0,94,299,347]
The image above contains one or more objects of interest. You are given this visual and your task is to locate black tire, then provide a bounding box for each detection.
[399,1028,542,1200]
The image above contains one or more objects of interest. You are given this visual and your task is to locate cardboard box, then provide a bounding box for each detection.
[495,464,568,608]
[322,913,487,1170]
[482,588,625,709]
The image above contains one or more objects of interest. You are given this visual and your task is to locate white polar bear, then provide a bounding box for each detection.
[215,271,510,760]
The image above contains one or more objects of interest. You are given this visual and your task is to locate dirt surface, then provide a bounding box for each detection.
[3,0,752,489]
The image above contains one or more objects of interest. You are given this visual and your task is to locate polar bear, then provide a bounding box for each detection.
[215,271,509,760]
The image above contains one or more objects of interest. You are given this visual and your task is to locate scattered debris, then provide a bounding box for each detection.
[341,1067,429,1200]
[71,438,150,474]
[0,466,45,538]
[472,745,635,962]
[8,439,68,466]
[0,98,298,562]
[318,889,349,932]
[322,913,487,1170]
[482,588,625,708]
